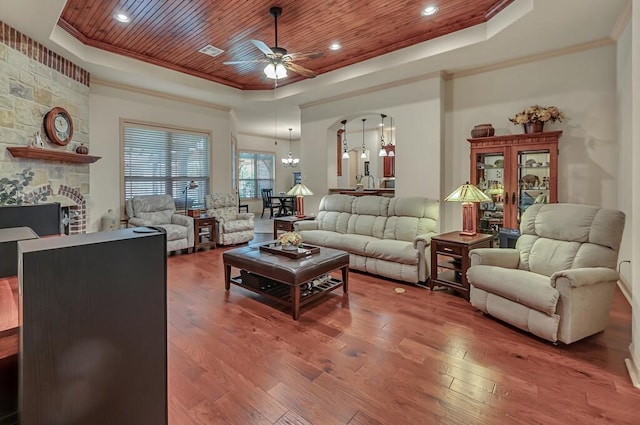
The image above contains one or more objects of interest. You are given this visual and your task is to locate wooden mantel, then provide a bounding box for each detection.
[7,146,101,164]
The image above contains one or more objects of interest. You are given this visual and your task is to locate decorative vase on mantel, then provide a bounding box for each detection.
[523,121,544,134]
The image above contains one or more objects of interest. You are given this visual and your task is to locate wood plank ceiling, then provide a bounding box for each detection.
[58,0,514,90]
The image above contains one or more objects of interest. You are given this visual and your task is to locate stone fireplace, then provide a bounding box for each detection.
[22,184,87,235]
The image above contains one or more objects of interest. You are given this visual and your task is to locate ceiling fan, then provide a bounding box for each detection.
[223,6,323,79]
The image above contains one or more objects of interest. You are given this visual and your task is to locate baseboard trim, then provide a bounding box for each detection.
[617,280,632,305]
[625,346,640,389]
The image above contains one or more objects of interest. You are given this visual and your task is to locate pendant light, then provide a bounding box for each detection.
[360,118,367,158]
[378,114,387,157]
[281,128,299,167]
[341,120,350,159]
[388,116,395,157]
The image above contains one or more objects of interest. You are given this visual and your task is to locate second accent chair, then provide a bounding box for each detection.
[125,194,194,254]
[467,203,625,344]
[205,193,255,245]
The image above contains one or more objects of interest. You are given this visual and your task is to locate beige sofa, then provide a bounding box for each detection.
[467,203,625,344]
[294,195,439,284]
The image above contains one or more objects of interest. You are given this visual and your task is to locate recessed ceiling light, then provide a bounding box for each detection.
[329,42,342,51]
[114,13,130,23]
[421,6,438,16]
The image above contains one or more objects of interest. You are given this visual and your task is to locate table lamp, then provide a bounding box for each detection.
[444,182,490,235]
[286,183,313,218]
[182,180,198,214]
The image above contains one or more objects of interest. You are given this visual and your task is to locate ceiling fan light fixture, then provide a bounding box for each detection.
[264,62,287,79]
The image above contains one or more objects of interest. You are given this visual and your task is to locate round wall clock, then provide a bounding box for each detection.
[43,107,74,146]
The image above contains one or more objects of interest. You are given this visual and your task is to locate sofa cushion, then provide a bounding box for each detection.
[137,210,174,225]
[518,204,626,273]
[347,214,388,238]
[467,265,559,315]
[324,233,377,256]
[365,239,418,265]
[298,230,333,247]
[221,219,253,233]
[155,223,187,242]
[316,211,351,233]
[352,196,390,216]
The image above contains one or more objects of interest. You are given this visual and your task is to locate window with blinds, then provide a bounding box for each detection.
[238,151,275,199]
[122,122,210,210]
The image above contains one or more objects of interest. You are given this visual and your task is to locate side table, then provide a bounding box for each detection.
[273,216,314,239]
[193,215,216,251]
[429,231,493,300]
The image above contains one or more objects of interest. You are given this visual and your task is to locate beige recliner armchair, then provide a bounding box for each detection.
[205,193,254,245]
[467,203,625,344]
[126,194,194,254]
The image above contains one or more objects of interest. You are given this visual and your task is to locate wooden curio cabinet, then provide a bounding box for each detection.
[468,131,562,237]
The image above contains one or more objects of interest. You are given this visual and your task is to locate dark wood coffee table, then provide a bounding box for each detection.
[223,243,349,319]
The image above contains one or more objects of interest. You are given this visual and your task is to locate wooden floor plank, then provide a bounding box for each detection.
[165,241,639,425]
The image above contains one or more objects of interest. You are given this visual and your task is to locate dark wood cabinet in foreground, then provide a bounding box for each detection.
[18,228,168,425]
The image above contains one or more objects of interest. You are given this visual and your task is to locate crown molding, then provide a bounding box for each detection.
[91,78,231,112]
[299,71,445,109]
[448,38,614,80]
[610,0,632,40]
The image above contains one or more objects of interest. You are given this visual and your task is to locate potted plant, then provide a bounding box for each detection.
[508,105,565,133]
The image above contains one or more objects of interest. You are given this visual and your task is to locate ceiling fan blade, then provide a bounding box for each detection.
[223,59,270,65]
[286,50,324,61]
[251,40,274,56]
[283,61,318,78]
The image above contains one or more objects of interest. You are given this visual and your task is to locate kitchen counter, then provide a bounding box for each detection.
[328,188,395,197]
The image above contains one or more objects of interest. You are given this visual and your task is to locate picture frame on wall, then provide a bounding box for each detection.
[364,161,370,176]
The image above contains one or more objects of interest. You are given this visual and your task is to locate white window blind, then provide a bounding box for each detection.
[238,151,275,199]
[123,123,210,210]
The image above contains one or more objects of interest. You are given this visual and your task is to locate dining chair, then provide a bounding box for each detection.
[261,188,280,218]
[237,189,249,213]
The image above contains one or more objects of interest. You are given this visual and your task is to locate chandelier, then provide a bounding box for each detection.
[378,114,387,157]
[282,128,299,167]
[341,120,350,159]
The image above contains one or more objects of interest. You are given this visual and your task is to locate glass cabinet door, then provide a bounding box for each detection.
[473,151,505,237]
[516,149,551,223]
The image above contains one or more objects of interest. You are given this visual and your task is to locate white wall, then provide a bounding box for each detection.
[300,77,443,215]
[444,44,619,233]
[617,22,633,295]
[626,0,640,389]
[89,83,231,231]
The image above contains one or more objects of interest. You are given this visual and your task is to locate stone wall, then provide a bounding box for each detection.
[0,21,91,232]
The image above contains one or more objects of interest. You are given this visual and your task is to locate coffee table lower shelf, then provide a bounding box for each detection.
[229,274,343,317]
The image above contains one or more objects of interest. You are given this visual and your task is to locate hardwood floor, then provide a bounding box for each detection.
[167,242,637,425]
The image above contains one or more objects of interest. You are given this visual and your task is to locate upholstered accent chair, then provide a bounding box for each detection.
[126,194,194,254]
[205,193,255,245]
[467,203,625,344]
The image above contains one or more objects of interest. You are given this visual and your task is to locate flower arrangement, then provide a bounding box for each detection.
[278,231,302,247]
[508,105,565,125]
